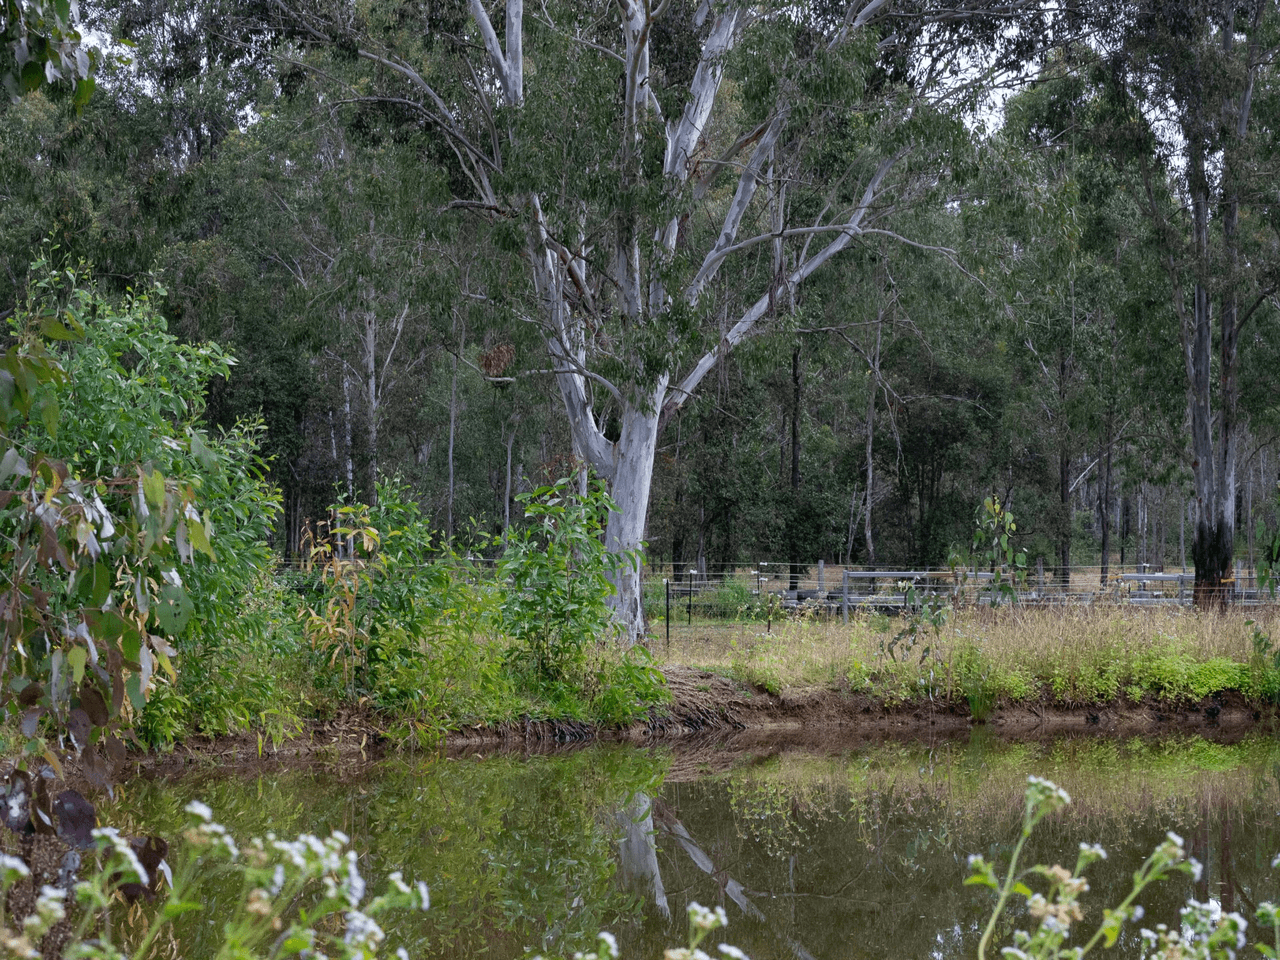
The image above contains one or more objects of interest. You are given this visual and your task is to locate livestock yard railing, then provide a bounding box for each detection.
[640,561,1275,626]
[273,556,1274,627]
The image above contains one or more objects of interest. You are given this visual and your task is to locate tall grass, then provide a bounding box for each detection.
[653,605,1280,709]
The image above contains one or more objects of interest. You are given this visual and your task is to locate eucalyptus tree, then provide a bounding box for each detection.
[1094,0,1280,604]
[269,0,1067,641]
[975,59,1168,581]
[1,0,96,103]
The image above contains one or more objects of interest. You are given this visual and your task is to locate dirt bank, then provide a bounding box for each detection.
[135,664,1278,777]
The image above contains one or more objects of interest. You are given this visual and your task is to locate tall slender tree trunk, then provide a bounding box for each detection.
[1098,436,1112,587]
[863,317,882,566]
[788,345,802,591]
[363,307,379,505]
[503,424,516,544]
[447,318,465,538]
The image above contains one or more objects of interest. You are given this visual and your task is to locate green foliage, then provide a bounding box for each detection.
[499,475,623,690]
[1048,653,1123,705]
[1249,621,1280,704]
[953,495,1028,606]
[0,799,430,959]
[0,259,275,780]
[587,646,669,728]
[952,642,1035,720]
[295,476,668,732]
[0,0,97,103]
[301,480,513,730]
[882,580,949,663]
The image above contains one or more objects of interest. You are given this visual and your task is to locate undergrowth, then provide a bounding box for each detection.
[664,606,1280,718]
[136,477,670,751]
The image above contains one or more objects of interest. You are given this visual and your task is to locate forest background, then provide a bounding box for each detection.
[2,0,1280,732]
[7,0,1279,601]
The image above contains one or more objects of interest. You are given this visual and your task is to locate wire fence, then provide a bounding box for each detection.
[641,560,1276,626]
[272,555,1275,624]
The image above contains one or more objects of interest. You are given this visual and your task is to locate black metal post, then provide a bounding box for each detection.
[688,576,693,625]
[665,579,670,652]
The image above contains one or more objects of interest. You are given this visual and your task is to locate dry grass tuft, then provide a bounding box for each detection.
[650,605,1280,705]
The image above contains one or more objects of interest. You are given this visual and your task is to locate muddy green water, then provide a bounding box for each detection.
[109,732,1280,959]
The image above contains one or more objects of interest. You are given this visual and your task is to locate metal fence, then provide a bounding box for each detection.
[272,555,1274,626]
[641,560,1275,626]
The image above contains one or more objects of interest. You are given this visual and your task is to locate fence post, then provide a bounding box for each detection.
[664,579,670,652]
[817,559,825,594]
[842,569,849,625]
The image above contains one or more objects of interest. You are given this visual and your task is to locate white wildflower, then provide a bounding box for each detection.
[416,880,430,911]
[0,854,30,880]
[343,850,365,906]
[387,871,410,895]
[597,931,618,959]
[184,800,213,822]
[34,885,65,924]
[343,909,385,948]
[92,827,148,884]
[719,946,751,960]
[688,901,727,932]
[1079,843,1107,860]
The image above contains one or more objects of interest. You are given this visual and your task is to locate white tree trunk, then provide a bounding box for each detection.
[602,390,665,645]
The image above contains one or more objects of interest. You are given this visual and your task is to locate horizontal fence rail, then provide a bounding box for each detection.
[641,561,1276,628]
[268,556,1276,631]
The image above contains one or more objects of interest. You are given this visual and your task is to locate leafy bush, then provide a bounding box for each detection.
[499,475,623,690]
[0,259,276,781]
[587,646,669,727]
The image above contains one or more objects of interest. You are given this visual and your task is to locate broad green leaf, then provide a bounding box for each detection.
[72,76,94,109]
[66,646,86,685]
[142,469,165,511]
[186,516,216,560]
[124,674,145,714]
[154,583,193,635]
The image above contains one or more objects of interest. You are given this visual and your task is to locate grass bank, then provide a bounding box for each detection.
[649,605,1280,721]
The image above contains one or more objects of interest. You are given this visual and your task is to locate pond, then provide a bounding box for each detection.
[108,730,1280,959]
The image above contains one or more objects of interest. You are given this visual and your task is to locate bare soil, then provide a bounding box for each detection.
[134,664,1278,777]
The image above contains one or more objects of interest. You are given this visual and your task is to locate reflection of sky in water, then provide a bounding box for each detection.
[107,734,1280,959]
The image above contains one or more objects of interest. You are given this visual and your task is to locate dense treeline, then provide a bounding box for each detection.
[3,0,1279,602]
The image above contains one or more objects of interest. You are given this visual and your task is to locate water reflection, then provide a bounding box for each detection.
[110,733,1280,959]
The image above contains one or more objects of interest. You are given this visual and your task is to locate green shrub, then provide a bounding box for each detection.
[499,475,623,690]
[588,646,670,727]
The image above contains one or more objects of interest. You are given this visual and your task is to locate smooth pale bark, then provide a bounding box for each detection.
[615,792,669,919]
[453,1,905,643]
[863,318,882,566]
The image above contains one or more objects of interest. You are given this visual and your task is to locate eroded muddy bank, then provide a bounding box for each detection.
[132,664,1279,778]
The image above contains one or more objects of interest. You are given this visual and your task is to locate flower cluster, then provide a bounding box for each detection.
[1137,899,1249,960]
